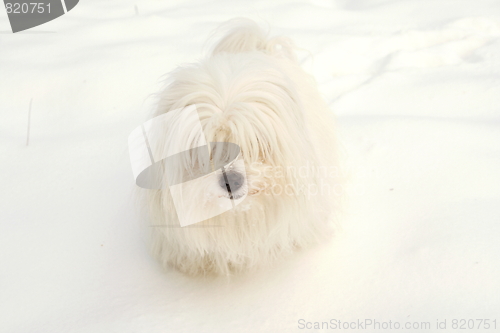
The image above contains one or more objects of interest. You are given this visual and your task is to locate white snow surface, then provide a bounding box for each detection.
[1,0,500,332]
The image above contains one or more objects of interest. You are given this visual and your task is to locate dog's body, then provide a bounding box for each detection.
[141,20,341,276]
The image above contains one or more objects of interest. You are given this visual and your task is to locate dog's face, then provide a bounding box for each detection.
[155,53,314,220]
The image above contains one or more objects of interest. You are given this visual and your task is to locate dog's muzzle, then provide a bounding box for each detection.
[128,105,248,226]
[219,170,244,194]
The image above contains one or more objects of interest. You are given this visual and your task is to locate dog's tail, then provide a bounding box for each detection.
[209,18,297,62]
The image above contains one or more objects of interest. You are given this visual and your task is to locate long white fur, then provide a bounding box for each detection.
[140,19,341,276]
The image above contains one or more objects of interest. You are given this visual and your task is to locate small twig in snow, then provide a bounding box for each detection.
[26,98,32,146]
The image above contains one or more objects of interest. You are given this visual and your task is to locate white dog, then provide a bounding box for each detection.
[140,19,341,276]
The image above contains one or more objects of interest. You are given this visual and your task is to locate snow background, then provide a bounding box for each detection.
[1,0,500,332]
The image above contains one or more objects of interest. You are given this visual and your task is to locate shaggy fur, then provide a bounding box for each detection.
[140,19,341,276]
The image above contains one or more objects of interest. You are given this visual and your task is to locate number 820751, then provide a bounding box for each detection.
[5,2,51,14]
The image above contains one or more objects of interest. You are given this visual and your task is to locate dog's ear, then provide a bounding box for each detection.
[208,18,297,62]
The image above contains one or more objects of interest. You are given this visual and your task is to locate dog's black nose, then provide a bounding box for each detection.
[219,171,244,193]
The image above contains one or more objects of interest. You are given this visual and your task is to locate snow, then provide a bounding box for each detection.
[1,0,500,332]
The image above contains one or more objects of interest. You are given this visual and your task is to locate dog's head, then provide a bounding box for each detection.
[157,54,313,203]
[143,22,339,228]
